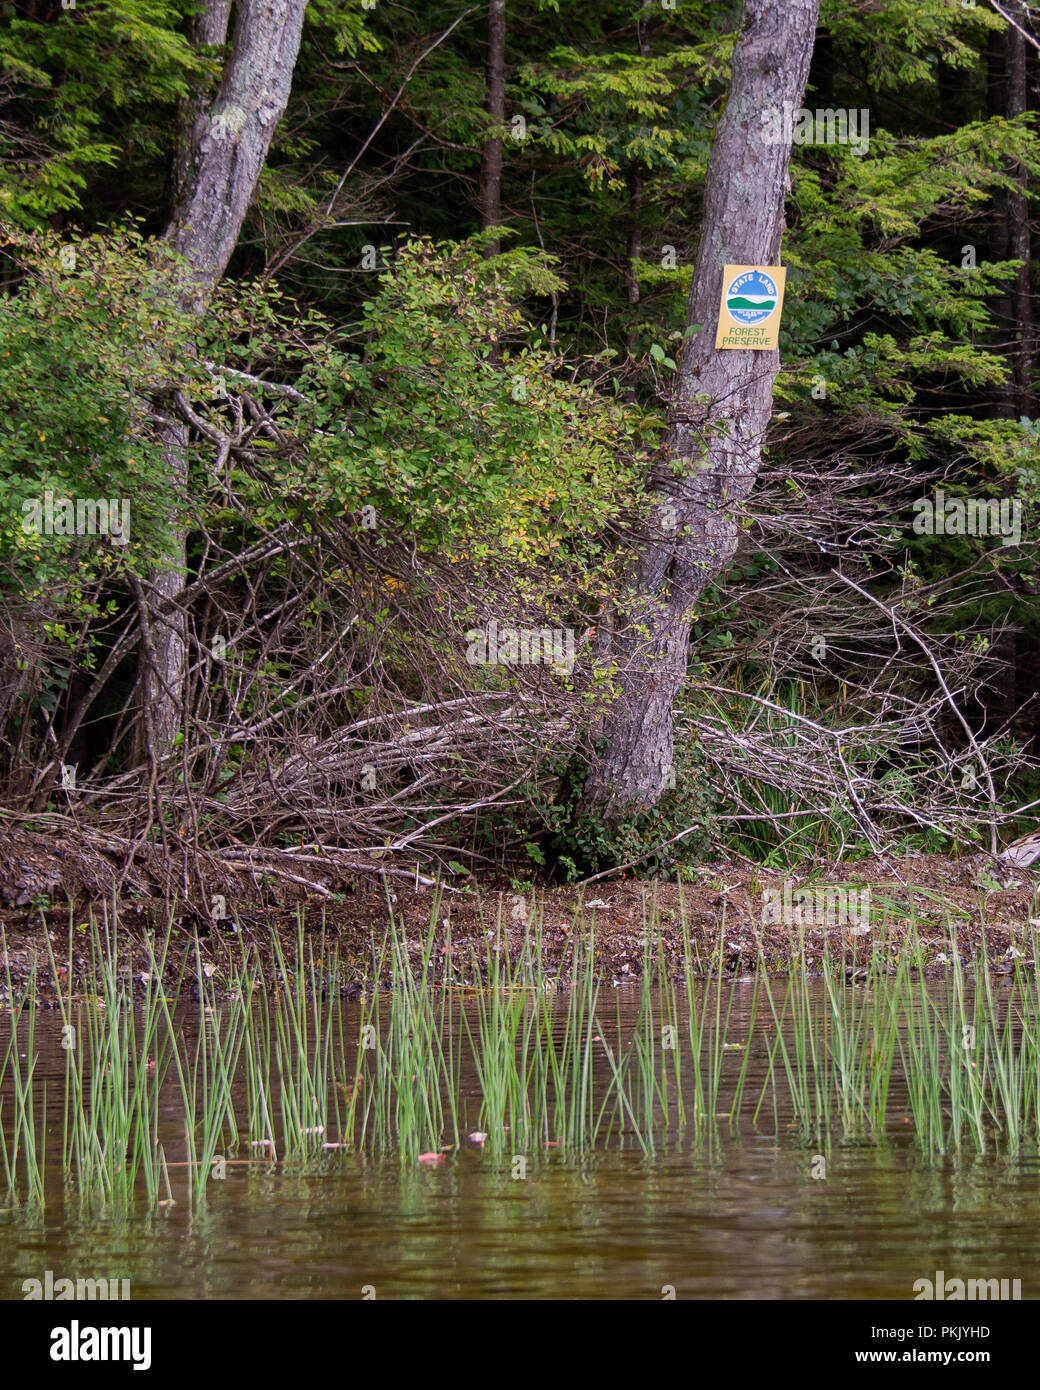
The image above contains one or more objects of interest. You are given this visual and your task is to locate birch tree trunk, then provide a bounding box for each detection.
[132,0,308,767]
[579,0,820,820]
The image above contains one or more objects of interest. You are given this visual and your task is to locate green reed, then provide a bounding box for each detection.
[0,940,45,1208]
[3,899,1040,1217]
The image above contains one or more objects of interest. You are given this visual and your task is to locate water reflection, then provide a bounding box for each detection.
[2,986,1038,1299]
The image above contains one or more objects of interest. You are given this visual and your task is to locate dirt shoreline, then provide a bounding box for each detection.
[0,848,1036,998]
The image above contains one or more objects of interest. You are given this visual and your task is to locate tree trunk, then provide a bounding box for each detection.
[169,1,233,222]
[132,0,308,768]
[623,161,644,381]
[579,0,820,820]
[988,0,1034,420]
[477,0,507,250]
[166,0,309,309]
[623,4,652,385]
[1003,1,1033,418]
[978,2,1034,744]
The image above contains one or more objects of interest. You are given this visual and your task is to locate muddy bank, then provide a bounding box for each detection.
[0,846,1036,998]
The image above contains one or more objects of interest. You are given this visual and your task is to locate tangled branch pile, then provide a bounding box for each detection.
[0,233,1031,902]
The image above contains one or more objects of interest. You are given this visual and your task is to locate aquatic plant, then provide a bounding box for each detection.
[2,901,1040,1216]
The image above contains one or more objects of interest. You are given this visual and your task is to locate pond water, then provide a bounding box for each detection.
[2,981,1038,1300]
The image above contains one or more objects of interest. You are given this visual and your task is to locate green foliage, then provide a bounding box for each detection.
[196,231,650,572]
[488,737,718,881]
[0,225,194,607]
[820,0,999,88]
[1,0,1038,871]
[334,234,647,557]
[0,0,204,227]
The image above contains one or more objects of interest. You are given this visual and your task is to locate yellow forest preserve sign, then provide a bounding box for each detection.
[715,264,786,350]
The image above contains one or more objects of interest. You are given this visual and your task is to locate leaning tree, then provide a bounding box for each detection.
[579,0,821,819]
[133,0,309,768]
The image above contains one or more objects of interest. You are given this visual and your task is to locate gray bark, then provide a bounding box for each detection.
[133,0,308,767]
[580,0,820,819]
[169,1,233,221]
[167,0,309,310]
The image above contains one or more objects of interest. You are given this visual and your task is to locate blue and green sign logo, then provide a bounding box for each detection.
[724,270,779,325]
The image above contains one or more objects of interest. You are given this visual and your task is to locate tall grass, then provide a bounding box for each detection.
[2,902,1040,1216]
[1,939,45,1208]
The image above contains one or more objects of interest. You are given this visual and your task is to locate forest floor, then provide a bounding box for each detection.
[0,828,1037,996]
